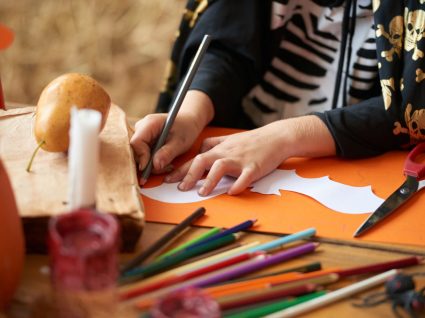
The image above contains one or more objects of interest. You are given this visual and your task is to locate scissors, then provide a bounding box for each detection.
[354,143,425,237]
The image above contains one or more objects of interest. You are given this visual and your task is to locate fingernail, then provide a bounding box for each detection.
[178,181,188,191]
[198,186,207,196]
[164,174,176,183]
[165,164,174,173]
[158,159,165,170]
[198,180,210,196]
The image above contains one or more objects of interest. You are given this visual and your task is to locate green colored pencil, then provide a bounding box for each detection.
[157,227,221,260]
[223,291,326,318]
[121,234,238,283]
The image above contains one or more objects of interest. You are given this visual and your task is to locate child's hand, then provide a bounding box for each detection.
[165,122,289,195]
[165,116,336,195]
[130,90,214,183]
[130,113,199,176]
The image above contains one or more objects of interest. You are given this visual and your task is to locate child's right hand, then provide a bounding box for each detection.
[130,112,199,178]
[130,90,214,184]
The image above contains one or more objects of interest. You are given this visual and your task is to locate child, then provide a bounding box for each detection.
[131,0,425,195]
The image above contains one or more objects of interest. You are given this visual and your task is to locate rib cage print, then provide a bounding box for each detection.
[243,0,378,127]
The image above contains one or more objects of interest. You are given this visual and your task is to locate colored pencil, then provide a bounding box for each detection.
[224,291,326,318]
[178,242,242,266]
[120,251,263,301]
[131,273,336,310]
[216,274,338,304]
[189,242,319,289]
[217,256,421,295]
[245,228,316,253]
[264,269,399,318]
[207,273,302,299]
[172,241,261,274]
[186,219,257,250]
[218,284,318,310]
[157,227,221,260]
[121,233,238,282]
[120,207,206,273]
[205,269,337,298]
[135,255,267,310]
[140,35,212,183]
[337,256,422,278]
[133,266,334,310]
[120,241,262,296]
[225,261,322,284]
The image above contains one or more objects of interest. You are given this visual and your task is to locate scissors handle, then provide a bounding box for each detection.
[404,142,425,180]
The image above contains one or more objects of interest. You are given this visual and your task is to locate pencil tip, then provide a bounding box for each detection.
[139,177,147,186]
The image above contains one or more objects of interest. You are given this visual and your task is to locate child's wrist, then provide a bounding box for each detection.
[179,90,214,133]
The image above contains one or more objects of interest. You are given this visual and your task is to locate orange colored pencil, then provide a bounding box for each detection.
[134,273,339,311]
[217,274,338,304]
[218,283,318,311]
[204,269,338,296]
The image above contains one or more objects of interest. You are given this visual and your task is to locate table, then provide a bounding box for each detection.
[6,222,425,318]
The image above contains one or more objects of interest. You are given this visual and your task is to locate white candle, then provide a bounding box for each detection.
[68,108,101,211]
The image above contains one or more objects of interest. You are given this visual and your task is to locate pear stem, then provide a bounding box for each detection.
[26,140,46,172]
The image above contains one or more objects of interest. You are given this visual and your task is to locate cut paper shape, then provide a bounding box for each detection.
[250,169,384,214]
[140,169,384,214]
[140,176,233,204]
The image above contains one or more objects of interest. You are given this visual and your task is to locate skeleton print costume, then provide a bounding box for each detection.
[155,0,425,157]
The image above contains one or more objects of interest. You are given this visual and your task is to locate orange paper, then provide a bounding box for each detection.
[142,127,425,247]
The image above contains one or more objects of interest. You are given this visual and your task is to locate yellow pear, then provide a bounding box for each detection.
[26,73,111,172]
[35,73,111,152]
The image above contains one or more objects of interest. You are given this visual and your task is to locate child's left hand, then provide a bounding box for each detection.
[164,115,336,196]
[165,124,285,195]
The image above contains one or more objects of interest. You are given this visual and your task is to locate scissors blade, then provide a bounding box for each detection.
[354,176,419,237]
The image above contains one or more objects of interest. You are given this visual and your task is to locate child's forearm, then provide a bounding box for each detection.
[178,90,215,135]
[272,115,337,161]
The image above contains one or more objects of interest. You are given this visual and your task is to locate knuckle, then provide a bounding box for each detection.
[244,163,260,179]
[193,153,207,165]
[202,137,214,147]
[213,158,228,170]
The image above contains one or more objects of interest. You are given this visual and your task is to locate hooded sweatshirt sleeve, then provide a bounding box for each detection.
[314,96,400,158]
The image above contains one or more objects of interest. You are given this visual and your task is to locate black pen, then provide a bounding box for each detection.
[140,34,212,185]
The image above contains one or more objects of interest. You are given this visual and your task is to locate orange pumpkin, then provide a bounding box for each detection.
[0,159,25,310]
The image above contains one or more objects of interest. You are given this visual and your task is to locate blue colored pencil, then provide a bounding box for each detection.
[245,228,316,254]
[185,219,257,250]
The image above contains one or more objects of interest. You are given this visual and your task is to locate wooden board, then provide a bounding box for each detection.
[0,105,144,252]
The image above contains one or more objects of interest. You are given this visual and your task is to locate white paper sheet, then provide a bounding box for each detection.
[140,169,385,214]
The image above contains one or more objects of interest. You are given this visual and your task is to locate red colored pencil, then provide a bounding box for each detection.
[120,251,263,300]
[337,256,422,278]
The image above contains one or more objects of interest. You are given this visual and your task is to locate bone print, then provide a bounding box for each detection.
[376,16,403,62]
[380,78,395,109]
[416,69,425,82]
[404,9,425,61]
